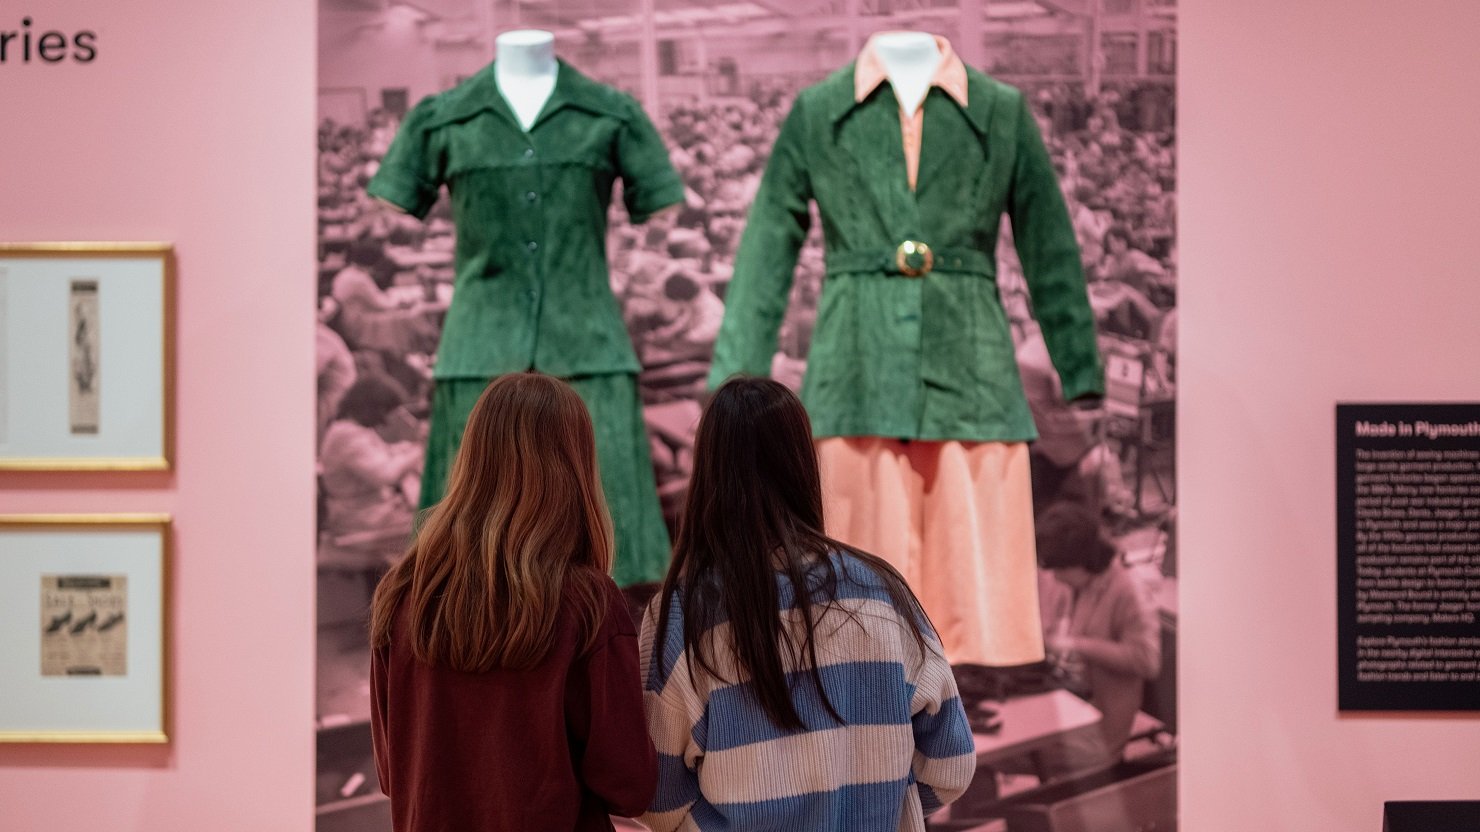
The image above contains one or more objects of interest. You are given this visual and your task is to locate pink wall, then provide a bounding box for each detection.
[4,0,1479,827]
[0,0,316,829]
[1181,0,1480,827]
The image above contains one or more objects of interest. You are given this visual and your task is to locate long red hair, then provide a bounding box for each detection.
[370,373,613,671]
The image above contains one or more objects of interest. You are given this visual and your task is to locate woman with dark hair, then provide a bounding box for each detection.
[1034,502,1161,776]
[330,238,436,355]
[319,377,421,538]
[1094,225,1169,297]
[1087,244,1163,340]
[641,377,976,832]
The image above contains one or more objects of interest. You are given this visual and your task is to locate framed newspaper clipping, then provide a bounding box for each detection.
[0,515,171,743]
[0,243,174,471]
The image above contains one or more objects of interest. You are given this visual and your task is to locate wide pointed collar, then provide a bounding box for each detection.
[824,49,996,139]
[853,34,969,110]
[431,59,628,130]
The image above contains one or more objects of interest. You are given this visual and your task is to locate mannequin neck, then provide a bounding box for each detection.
[495,29,557,78]
[871,31,942,115]
[494,29,557,131]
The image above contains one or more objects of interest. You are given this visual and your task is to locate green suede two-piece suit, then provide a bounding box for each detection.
[709,64,1104,439]
[368,62,682,586]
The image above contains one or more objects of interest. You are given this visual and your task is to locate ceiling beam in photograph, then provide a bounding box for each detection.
[560,19,1071,48]
[322,0,390,11]
[403,0,1145,51]
[807,0,1062,17]
[745,0,838,17]
[1032,0,1091,17]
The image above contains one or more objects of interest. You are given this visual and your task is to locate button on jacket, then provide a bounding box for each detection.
[368,62,685,380]
[709,63,1103,442]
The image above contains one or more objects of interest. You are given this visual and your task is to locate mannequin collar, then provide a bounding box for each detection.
[854,34,969,109]
[434,59,629,130]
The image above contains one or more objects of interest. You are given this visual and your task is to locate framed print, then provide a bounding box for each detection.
[0,243,174,471]
[0,515,170,743]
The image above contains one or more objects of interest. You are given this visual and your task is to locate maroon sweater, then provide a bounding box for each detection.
[371,576,657,831]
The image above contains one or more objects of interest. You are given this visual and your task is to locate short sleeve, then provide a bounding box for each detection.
[615,97,685,223]
[367,97,444,218]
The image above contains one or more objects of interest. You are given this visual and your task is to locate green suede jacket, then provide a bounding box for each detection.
[368,62,685,379]
[709,65,1103,441]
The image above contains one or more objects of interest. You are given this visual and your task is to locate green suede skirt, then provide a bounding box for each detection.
[420,373,671,587]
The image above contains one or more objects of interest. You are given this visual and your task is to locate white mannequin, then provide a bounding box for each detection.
[494,29,558,132]
[872,31,943,116]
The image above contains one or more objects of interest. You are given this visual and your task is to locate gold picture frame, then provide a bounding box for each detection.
[0,243,175,472]
[0,514,171,744]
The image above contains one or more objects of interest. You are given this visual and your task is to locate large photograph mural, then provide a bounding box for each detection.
[315,1,1176,828]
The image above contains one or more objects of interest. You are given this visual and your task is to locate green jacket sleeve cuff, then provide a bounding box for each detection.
[1058,364,1106,403]
[366,171,436,219]
[626,176,686,224]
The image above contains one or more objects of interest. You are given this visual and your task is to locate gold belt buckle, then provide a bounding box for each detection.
[895,240,934,277]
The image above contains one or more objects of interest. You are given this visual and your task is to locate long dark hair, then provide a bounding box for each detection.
[656,377,933,731]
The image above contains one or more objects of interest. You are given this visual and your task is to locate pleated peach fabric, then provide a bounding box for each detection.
[818,436,1045,667]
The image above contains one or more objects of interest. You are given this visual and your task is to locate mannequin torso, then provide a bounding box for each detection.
[494,29,558,131]
[872,31,943,115]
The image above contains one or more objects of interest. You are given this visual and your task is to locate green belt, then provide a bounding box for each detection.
[826,242,995,278]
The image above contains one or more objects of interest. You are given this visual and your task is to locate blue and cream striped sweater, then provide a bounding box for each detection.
[638,552,977,832]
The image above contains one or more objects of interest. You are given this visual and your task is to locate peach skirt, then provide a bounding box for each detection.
[818,436,1044,667]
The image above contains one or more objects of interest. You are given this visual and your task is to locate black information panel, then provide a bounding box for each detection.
[1384,801,1480,832]
[1337,403,1480,711]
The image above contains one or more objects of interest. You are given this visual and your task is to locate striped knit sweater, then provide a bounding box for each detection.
[638,552,977,832]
